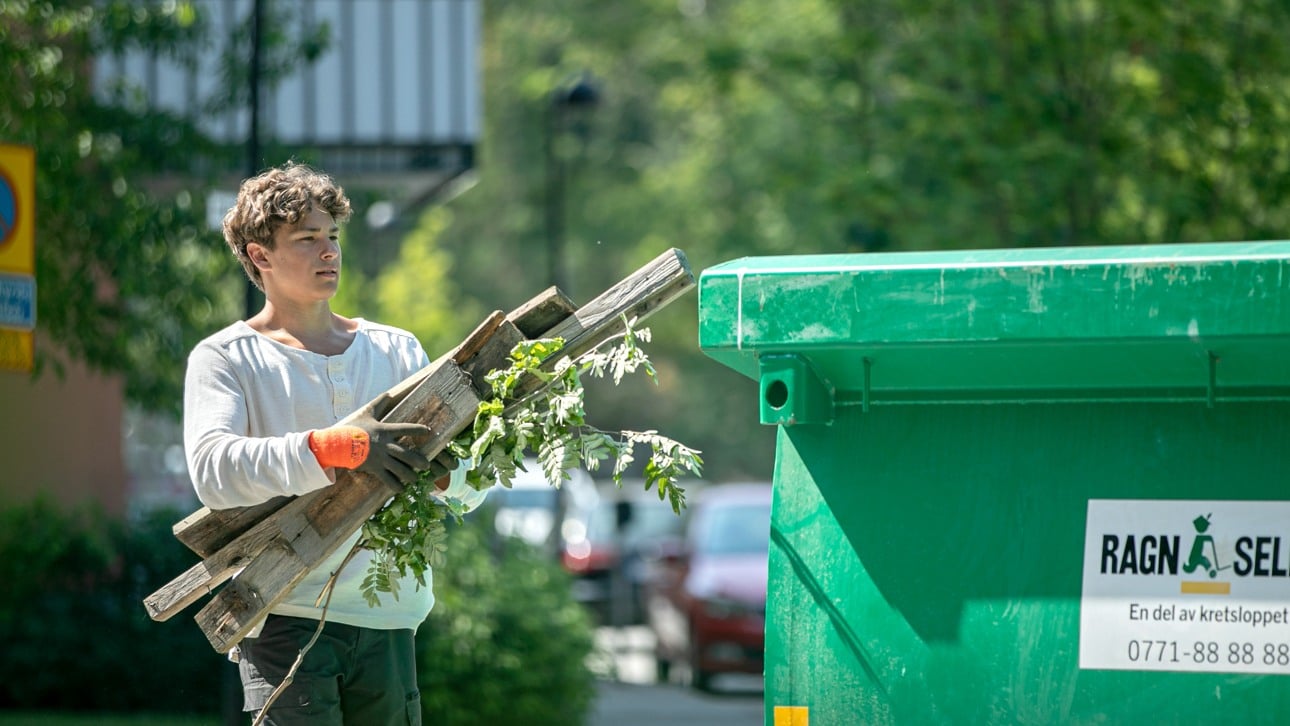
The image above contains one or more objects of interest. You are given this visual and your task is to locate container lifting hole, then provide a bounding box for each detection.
[766,379,790,409]
[757,354,834,426]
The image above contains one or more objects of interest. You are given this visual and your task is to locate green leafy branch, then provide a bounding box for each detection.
[358,316,702,607]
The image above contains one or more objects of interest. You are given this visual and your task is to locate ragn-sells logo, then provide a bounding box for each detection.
[1099,513,1290,595]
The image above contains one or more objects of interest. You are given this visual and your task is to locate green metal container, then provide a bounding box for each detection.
[698,242,1290,725]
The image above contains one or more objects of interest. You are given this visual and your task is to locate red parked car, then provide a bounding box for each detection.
[644,482,771,691]
[560,485,691,625]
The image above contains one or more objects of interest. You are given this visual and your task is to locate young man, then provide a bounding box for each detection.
[184,161,485,725]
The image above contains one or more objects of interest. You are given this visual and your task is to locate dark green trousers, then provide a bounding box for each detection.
[238,615,421,726]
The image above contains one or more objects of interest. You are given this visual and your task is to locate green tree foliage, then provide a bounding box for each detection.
[370,206,482,357]
[416,519,596,725]
[0,499,226,713]
[0,498,599,722]
[419,0,1290,482]
[1,0,238,411]
[361,324,700,606]
[1,0,336,414]
[10,0,1290,478]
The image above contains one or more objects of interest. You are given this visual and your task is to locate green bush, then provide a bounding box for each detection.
[0,498,597,722]
[0,498,225,714]
[416,518,597,725]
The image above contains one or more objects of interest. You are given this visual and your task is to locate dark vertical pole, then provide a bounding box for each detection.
[544,97,566,295]
[225,4,264,720]
[543,78,598,299]
[244,0,264,320]
[547,93,571,561]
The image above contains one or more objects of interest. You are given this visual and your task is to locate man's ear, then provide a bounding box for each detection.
[247,243,271,272]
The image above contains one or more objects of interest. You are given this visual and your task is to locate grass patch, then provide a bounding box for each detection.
[0,715,219,726]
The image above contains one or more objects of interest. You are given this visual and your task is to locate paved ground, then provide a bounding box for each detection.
[587,626,765,726]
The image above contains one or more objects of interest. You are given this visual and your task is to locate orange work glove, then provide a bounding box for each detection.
[308,393,455,493]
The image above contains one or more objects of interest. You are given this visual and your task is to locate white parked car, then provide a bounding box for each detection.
[484,459,598,554]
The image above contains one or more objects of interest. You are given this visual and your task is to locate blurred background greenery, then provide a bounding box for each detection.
[14,0,1290,484]
[0,497,598,724]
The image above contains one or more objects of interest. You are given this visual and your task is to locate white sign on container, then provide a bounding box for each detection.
[1081,499,1290,674]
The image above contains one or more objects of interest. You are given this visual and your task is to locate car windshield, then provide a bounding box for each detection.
[693,503,770,555]
[586,503,618,540]
[628,502,683,542]
[585,499,685,545]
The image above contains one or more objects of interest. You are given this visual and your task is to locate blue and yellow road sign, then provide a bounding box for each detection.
[0,144,35,372]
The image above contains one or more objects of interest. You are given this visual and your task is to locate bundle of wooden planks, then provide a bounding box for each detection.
[144,248,694,653]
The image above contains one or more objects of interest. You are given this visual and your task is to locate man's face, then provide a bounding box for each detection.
[253,206,342,302]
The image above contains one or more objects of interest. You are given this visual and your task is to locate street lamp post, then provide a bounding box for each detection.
[544,76,600,296]
[243,0,265,321]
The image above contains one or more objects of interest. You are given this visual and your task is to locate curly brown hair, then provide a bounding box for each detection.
[221,161,353,291]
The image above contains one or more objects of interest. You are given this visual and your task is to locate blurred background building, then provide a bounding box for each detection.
[0,0,481,517]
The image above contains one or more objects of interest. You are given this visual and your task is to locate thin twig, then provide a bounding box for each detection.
[250,541,364,726]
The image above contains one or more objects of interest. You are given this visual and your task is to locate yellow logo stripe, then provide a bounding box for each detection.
[774,706,810,726]
[1181,581,1231,595]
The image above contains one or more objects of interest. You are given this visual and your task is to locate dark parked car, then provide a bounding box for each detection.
[644,482,771,691]
[561,482,690,624]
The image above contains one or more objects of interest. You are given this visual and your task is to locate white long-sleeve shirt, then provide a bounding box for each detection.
[184,318,486,631]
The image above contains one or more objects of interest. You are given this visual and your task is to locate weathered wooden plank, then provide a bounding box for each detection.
[194,360,482,650]
[149,316,520,624]
[146,352,487,623]
[188,319,523,644]
[506,286,577,338]
[195,475,388,651]
[171,258,671,557]
[169,360,437,558]
[171,497,290,560]
[172,310,511,558]
[168,328,483,557]
[509,248,694,402]
[547,248,692,346]
[142,554,253,622]
[185,321,523,644]
[155,249,695,650]
[194,319,529,650]
[148,473,389,622]
[171,290,578,557]
[146,510,289,621]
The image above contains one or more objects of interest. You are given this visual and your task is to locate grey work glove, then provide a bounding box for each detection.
[346,393,451,494]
